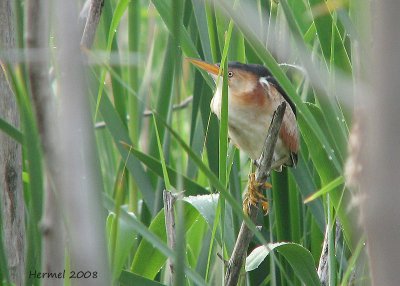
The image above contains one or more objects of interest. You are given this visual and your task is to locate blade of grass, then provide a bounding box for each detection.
[288,174,301,244]
[306,0,352,73]
[327,195,337,286]
[340,237,366,286]
[95,0,130,120]
[3,64,43,282]
[204,194,223,282]
[216,19,234,268]
[148,38,175,160]
[272,169,292,285]
[186,216,207,269]
[291,154,325,231]
[153,115,172,190]
[109,162,127,281]
[106,210,136,281]
[272,170,291,242]
[120,142,208,196]
[281,0,350,163]
[304,176,345,203]
[299,105,354,249]
[205,1,221,62]
[199,86,220,176]
[151,0,200,58]
[188,98,205,179]
[219,20,234,186]
[127,0,141,213]
[0,201,10,284]
[286,0,312,34]
[91,79,155,208]
[0,117,23,143]
[191,0,213,62]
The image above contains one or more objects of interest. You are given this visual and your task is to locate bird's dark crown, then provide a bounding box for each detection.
[216,62,272,78]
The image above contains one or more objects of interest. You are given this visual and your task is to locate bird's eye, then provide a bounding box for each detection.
[228,71,234,78]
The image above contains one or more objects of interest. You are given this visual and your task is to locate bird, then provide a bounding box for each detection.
[188,58,299,213]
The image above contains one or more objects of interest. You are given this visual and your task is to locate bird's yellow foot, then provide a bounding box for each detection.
[243,173,272,215]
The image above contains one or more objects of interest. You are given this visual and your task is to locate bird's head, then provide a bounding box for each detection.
[188,58,274,108]
[188,58,271,91]
[188,58,296,114]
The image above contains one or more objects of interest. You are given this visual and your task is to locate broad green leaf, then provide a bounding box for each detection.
[246,242,321,286]
[106,211,137,280]
[120,271,166,286]
[130,201,199,279]
[184,194,219,229]
[186,217,207,269]
[104,197,206,285]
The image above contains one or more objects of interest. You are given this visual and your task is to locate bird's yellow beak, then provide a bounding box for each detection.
[187,58,220,75]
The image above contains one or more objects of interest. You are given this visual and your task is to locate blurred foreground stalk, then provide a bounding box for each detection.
[26,0,110,284]
[361,1,400,285]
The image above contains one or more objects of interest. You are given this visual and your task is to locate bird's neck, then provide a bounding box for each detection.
[210,81,226,118]
[210,79,258,118]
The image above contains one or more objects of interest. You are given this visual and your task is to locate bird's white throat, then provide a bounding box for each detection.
[210,77,256,118]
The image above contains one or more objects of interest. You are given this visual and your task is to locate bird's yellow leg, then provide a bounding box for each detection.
[243,173,271,215]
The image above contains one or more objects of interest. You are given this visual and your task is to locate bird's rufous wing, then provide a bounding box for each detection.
[260,79,299,166]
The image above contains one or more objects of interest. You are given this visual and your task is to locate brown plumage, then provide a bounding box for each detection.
[188,59,299,171]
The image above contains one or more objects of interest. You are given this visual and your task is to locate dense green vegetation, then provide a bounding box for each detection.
[0,0,370,285]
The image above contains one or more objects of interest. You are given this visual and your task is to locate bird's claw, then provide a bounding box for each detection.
[243,173,271,216]
[253,159,261,168]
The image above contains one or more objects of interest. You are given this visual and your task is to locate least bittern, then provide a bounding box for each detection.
[188,59,299,214]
